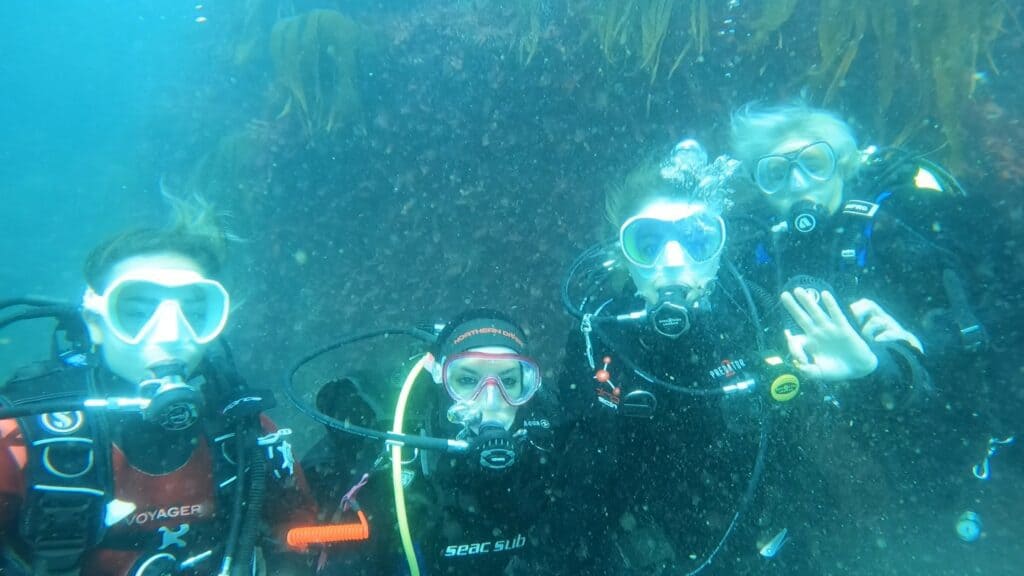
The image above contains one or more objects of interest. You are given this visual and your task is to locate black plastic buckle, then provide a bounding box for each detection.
[619,390,657,418]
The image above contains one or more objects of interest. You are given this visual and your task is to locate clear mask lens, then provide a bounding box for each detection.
[755,141,837,194]
[91,272,230,345]
[620,212,725,268]
[442,353,541,406]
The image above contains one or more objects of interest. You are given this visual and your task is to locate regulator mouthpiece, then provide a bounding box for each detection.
[139,362,201,431]
[649,287,691,338]
[473,422,517,472]
[789,200,825,234]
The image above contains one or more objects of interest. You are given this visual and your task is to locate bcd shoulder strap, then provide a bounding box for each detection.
[1,364,111,575]
[1,347,276,573]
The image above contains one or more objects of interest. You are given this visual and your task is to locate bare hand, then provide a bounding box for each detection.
[780,288,879,381]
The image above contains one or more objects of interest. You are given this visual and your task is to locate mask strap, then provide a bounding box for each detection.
[81,287,103,314]
[423,353,443,384]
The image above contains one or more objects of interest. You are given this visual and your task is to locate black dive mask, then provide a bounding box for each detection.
[138,362,202,431]
[788,200,827,235]
[647,286,692,339]
[471,422,517,472]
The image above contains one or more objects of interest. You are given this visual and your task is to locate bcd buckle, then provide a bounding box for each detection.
[619,390,657,418]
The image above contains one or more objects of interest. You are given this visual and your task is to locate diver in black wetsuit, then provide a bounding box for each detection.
[301,310,557,576]
[728,102,987,362]
[724,103,1008,572]
[552,139,934,575]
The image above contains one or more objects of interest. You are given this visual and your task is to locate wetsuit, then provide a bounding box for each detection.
[729,151,984,357]
[724,155,1008,574]
[0,350,316,576]
[303,374,557,576]
[551,265,930,575]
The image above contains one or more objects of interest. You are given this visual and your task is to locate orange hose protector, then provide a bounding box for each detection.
[286,510,370,549]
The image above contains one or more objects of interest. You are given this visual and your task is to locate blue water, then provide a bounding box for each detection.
[1,2,1021,574]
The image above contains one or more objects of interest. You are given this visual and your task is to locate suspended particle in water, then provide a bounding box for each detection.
[759,528,788,558]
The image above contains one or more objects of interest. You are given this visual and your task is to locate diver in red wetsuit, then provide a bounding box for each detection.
[0,203,317,575]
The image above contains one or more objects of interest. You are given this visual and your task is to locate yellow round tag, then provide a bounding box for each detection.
[770,374,800,402]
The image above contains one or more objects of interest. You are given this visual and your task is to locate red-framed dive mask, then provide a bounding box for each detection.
[439,352,541,407]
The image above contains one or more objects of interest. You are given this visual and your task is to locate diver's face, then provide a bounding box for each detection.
[757,138,844,216]
[619,202,725,306]
[627,250,721,307]
[85,253,213,385]
[445,356,522,432]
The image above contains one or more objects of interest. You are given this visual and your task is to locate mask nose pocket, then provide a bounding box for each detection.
[660,241,686,267]
[788,166,809,190]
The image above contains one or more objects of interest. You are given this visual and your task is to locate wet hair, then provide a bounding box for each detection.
[605,154,686,230]
[729,102,861,182]
[83,194,229,291]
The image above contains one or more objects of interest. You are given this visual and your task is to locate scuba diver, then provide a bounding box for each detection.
[0,200,317,576]
[728,102,987,360]
[727,103,1011,568]
[292,310,556,576]
[554,138,935,575]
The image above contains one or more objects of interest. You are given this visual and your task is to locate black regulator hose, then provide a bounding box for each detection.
[726,261,767,354]
[0,298,90,363]
[0,297,73,311]
[587,320,728,396]
[685,399,770,576]
[561,240,618,320]
[0,399,89,420]
[284,328,469,453]
[0,305,82,331]
[233,428,266,576]
[219,425,249,576]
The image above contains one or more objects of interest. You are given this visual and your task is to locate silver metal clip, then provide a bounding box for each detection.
[256,428,293,446]
[972,436,1015,480]
[258,428,295,477]
[581,313,596,370]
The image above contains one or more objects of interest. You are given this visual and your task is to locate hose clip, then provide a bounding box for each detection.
[972,436,1015,480]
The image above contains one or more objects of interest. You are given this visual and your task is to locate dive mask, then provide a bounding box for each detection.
[83,268,230,345]
[755,141,837,195]
[440,352,542,407]
[619,204,726,268]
